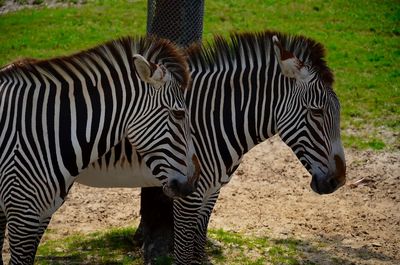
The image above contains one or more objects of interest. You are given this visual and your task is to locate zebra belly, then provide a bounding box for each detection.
[77,164,159,188]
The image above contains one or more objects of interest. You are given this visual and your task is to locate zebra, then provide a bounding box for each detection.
[0,36,200,264]
[76,31,346,264]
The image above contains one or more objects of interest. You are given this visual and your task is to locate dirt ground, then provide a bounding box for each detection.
[3,137,399,264]
[0,0,85,15]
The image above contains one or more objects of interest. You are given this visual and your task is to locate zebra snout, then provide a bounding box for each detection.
[162,155,200,198]
[163,178,195,198]
[311,174,346,195]
[310,154,346,195]
[311,176,338,195]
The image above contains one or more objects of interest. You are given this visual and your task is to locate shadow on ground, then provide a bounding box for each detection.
[35,228,398,265]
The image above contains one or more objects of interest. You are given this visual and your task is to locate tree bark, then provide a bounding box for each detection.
[134,187,174,263]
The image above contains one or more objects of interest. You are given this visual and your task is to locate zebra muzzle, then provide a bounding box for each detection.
[311,155,346,195]
[162,155,200,198]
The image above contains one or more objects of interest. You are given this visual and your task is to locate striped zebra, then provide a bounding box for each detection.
[77,31,346,264]
[0,36,200,264]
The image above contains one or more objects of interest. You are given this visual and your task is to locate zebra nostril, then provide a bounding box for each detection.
[169,179,179,190]
[329,178,337,188]
[164,177,197,198]
[163,179,181,198]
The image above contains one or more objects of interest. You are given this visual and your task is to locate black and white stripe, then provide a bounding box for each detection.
[0,36,197,264]
[76,31,346,264]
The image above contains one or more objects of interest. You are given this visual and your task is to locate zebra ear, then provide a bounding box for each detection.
[272,36,308,80]
[133,54,170,89]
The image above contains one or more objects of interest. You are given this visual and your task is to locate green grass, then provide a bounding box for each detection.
[37,227,142,265]
[207,229,312,265]
[0,0,399,150]
[36,227,320,265]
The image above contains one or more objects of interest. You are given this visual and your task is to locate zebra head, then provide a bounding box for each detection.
[125,40,200,198]
[273,35,346,195]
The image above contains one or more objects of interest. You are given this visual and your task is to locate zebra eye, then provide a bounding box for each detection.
[171,110,185,120]
[309,108,324,117]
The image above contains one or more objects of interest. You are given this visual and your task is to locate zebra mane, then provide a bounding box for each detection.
[0,36,190,90]
[187,31,334,85]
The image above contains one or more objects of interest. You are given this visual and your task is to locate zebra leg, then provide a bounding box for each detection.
[36,216,51,246]
[7,215,40,265]
[173,194,202,265]
[191,188,221,265]
[0,209,6,265]
[7,211,52,265]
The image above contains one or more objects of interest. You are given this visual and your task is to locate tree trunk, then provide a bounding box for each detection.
[146,0,204,47]
[133,187,174,263]
[135,1,204,263]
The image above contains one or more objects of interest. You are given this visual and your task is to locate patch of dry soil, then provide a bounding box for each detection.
[3,137,400,264]
[0,0,85,15]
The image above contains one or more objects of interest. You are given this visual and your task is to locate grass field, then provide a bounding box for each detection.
[0,0,398,150]
[36,227,317,265]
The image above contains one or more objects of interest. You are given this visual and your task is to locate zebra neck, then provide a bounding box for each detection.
[189,65,291,152]
[28,60,133,178]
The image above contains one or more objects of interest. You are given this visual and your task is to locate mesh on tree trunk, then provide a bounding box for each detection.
[147,0,204,47]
